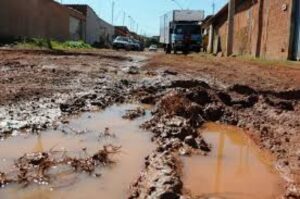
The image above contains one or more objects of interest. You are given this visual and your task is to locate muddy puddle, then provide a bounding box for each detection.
[0,104,154,199]
[182,123,283,199]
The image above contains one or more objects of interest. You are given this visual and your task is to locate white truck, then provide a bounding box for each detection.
[160,10,205,54]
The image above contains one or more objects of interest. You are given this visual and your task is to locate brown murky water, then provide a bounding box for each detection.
[182,123,283,199]
[0,104,154,199]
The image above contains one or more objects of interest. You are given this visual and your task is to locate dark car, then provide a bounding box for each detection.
[127,38,140,51]
[113,36,130,50]
[134,40,145,51]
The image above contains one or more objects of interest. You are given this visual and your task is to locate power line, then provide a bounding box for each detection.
[170,0,183,10]
[111,1,115,25]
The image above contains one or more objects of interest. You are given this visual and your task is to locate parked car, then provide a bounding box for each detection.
[127,38,140,51]
[113,36,130,50]
[149,44,158,52]
[138,41,145,51]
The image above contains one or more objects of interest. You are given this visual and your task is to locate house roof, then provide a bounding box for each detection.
[205,3,228,27]
[64,4,89,16]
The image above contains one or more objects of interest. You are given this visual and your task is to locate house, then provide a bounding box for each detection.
[67,7,86,41]
[66,5,115,47]
[0,0,85,42]
[114,26,130,38]
[203,0,300,60]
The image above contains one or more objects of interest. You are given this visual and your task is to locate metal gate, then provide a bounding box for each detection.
[293,0,300,60]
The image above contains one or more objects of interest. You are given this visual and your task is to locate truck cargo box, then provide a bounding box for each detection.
[173,10,205,22]
[160,10,204,44]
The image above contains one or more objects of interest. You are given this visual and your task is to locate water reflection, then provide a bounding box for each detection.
[182,123,283,199]
[0,104,154,199]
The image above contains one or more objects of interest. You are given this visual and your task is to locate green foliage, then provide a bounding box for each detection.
[53,40,92,49]
[16,38,92,50]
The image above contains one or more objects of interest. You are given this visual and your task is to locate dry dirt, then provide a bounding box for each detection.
[146,53,300,90]
[0,49,299,198]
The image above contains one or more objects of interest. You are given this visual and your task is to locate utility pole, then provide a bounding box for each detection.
[128,16,133,30]
[123,11,126,26]
[132,19,135,31]
[111,1,115,25]
[212,0,215,14]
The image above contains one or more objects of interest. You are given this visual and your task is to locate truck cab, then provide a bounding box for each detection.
[171,23,201,53]
[160,10,204,55]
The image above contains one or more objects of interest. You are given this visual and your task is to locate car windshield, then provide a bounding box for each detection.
[116,37,128,42]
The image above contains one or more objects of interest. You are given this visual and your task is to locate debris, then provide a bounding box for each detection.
[122,108,146,120]
[0,145,120,188]
[123,66,140,74]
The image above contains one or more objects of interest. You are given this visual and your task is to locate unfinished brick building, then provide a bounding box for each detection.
[204,0,300,60]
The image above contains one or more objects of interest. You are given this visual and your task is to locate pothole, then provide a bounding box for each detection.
[182,123,284,199]
[0,104,154,199]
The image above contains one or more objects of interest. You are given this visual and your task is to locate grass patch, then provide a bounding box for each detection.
[235,55,300,69]
[16,38,92,50]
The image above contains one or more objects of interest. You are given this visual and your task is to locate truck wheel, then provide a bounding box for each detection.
[183,49,189,55]
[165,45,171,54]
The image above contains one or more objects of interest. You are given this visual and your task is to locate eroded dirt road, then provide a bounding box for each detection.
[0,49,299,198]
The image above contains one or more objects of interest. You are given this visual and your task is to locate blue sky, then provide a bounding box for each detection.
[56,0,227,36]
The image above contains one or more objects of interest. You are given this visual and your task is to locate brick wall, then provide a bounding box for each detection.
[260,0,292,59]
[213,10,228,54]
[233,1,253,55]
[212,0,293,60]
[0,0,71,41]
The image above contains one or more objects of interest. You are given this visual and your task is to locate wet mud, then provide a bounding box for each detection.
[0,104,154,199]
[0,50,299,198]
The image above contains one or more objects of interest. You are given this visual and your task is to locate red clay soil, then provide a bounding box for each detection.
[145,53,300,91]
[0,49,130,105]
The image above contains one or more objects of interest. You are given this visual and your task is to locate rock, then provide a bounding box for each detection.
[140,95,156,104]
[184,136,198,148]
[217,91,232,105]
[165,116,185,127]
[186,89,211,105]
[204,103,224,121]
[60,103,70,112]
[124,66,140,74]
[159,191,180,199]
[122,108,146,120]
[197,138,211,152]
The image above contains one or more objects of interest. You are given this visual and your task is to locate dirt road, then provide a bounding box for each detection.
[0,49,299,198]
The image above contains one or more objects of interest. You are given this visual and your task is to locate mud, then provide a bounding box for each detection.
[0,145,119,188]
[0,104,154,198]
[129,80,299,198]
[182,123,284,199]
[0,49,299,198]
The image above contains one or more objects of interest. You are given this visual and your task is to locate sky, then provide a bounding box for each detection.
[56,0,227,36]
